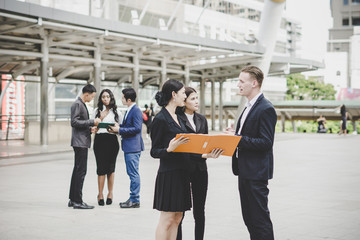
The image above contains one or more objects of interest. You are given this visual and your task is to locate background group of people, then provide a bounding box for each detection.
[68,65,277,240]
[317,104,348,134]
[68,86,143,209]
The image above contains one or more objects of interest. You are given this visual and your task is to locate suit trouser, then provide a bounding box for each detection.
[69,147,88,203]
[238,178,274,240]
[177,168,208,240]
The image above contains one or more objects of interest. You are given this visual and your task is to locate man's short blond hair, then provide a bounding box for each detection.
[240,65,264,88]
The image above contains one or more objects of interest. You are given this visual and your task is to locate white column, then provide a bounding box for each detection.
[211,79,215,130]
[132,51,140,101]
[40,35,49,145]
[219,80,224,131]
[200,77,205,115]
[255,0,286,77]
[93,44,101,107]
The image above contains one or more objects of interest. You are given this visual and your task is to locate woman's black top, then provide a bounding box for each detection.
[177,111,208,172]
[150,107,189,173]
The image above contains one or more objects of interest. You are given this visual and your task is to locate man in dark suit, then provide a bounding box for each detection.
[231,66,277,240]
[109,88,144,208]
[68,84,101,209]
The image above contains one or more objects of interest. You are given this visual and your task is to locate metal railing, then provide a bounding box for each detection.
[0,114,70,140]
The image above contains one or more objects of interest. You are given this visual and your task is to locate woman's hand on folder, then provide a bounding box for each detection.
[203,148,224,159]
[167,136,189,152]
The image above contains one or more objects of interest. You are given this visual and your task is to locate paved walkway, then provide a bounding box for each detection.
[0,133,359,240]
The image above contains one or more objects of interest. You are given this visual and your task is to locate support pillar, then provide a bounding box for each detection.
[200,77,205,115]
[132,51,140,103]
[281,112,285,133]
[160,57,167,89]
[352,120,357,133]
[184,64,190,86]
[291,120,297,133]
[211,79,215,131]
[93,45,101,107]
[219,80,224,131]
[40,35,49,145]
[255,0,286,77]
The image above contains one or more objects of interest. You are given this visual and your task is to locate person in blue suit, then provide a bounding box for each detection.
[108,88,144,208]
[228,66,277,240]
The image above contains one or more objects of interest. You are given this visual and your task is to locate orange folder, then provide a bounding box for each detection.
[173,134,241,157]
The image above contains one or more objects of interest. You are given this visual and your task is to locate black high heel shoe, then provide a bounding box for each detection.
[106,198,112,205]
[98,196,104,206]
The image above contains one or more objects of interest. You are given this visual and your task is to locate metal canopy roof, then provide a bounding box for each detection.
[0,0,322,86]
[272,100,360,121]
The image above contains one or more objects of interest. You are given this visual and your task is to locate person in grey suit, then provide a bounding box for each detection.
[68,84,101,209]
[228,66,277,240]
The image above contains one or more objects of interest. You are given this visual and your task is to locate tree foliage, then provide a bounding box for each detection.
[286,74,336,100]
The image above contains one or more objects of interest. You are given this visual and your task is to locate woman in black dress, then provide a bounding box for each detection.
[176,87,223,240]
[340,104,348,135]
[151,79,191,240]
[92,89,121,206]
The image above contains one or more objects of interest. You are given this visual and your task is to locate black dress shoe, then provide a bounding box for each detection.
[73,202,95,209]
[120,199,130,205]
[68,200,74,207]
[98,199,104,206]
[106,198,112,205]
[120,200,140,208]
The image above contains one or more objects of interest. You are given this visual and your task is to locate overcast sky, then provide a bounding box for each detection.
[285,0,333,62]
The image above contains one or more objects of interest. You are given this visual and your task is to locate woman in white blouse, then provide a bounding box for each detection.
[92,89,122,206]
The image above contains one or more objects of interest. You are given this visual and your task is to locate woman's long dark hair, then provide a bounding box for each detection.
[155,79,184,107]
[96,89,119,122]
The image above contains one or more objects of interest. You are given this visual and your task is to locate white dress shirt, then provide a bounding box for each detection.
[123,103,136,122]
[185,112,196,131]
[238,92,262,134]
[92,106,122,134]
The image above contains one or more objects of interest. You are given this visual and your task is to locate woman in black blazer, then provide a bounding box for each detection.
[151,79,190,240]
[176,87,223,240]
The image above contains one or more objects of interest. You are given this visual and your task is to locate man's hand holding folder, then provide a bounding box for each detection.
[173,134,241,157]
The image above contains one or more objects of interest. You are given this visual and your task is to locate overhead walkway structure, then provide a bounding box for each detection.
[219,100,360,132]
[0,0,323,144]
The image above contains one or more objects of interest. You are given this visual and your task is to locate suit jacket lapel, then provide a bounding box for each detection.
[241,94,264,130]
[123,106,135,125]
[162,108,184,131]
[194,113,201,133]
[236,107,247,133]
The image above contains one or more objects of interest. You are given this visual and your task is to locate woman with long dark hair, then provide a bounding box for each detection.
[92,89,121,206]
[339,104,348,135]
[176,87,223,240]
[150,79,191,239]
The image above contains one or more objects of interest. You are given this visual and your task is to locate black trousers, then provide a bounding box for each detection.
[177,168,208,240]
[238,178,274,240]
[69,147,88,203]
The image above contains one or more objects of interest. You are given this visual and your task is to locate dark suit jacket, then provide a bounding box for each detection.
[177,111,208,172]
[119,104,144,153]
[232,94,277,180]
[70,97,95,148]
[150,107,189,173]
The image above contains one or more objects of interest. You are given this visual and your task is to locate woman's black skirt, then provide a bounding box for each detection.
[153,169,191,212]
[93,133,119,175]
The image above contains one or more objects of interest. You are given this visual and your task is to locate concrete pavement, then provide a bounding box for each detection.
[0,133,359,240]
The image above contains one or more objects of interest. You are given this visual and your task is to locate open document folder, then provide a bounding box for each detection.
[173,134,241,157]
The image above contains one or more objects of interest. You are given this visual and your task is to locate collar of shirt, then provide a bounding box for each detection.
[238,92,262,134]
[185,112,196,131]
[246,92,262,109]
[124,103,136,119]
